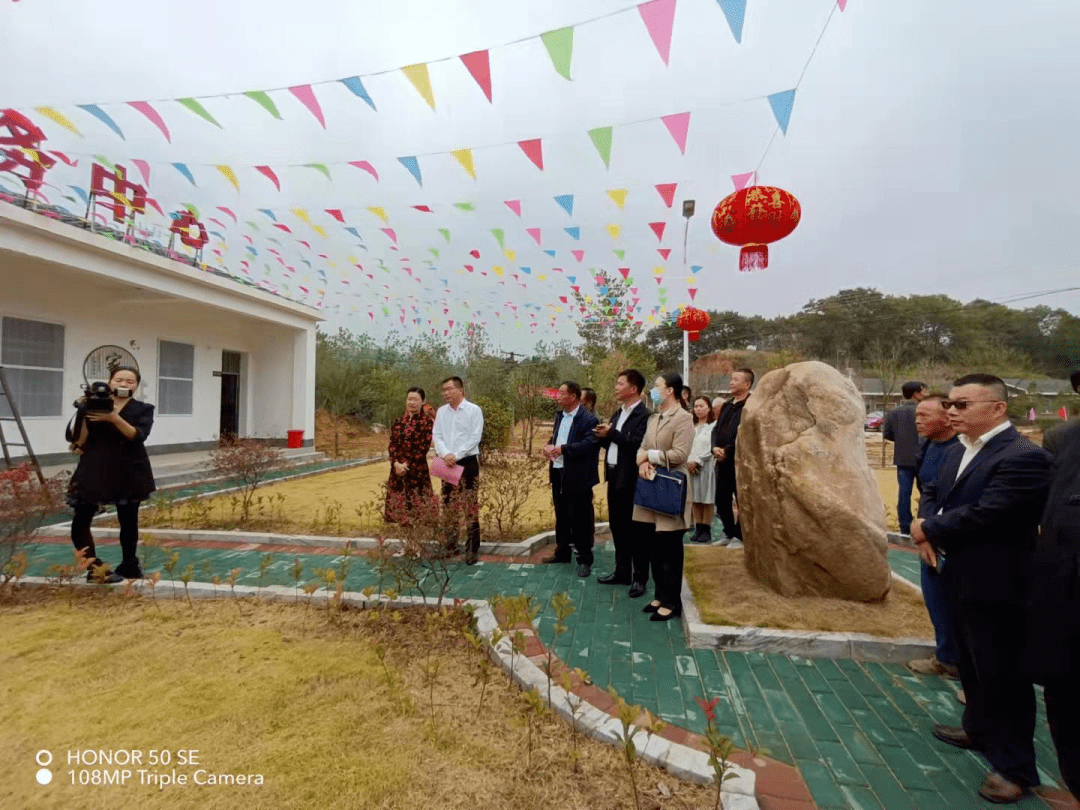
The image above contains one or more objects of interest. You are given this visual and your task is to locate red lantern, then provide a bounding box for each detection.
[711,185,801,271]
[677,307,710,342]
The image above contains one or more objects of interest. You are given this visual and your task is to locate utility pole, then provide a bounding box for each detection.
[681,200,695,384]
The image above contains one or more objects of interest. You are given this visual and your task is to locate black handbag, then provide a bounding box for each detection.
[633,467,688,517]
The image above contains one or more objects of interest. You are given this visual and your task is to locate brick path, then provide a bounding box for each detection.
[21,534,1075,810]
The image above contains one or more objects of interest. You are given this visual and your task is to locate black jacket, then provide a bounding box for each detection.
[919,425,1051,604]
[548,407,600,495]
[711,396,748,469]
[883,401,920,468]
[598,401,648,490]
[68,399,156,505]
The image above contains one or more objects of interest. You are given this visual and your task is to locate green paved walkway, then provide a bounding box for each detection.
[20,538,1066,809]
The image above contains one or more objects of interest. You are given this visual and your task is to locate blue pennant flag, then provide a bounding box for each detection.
[554,194,574,216]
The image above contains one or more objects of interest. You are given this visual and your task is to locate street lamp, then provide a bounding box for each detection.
[681,200,696,382]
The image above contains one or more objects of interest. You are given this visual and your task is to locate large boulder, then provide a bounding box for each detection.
[735,361,891,602]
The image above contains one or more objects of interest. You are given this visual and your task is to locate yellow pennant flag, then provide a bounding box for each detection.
[504,249,515,261]
[313,225,328,238]
[451,149,476,179]
[537,274,547,280]
[492,266,504,276]
[653,266,664,275]
[290,208,313,225]
[216,165,240,192]
[607,189,628,209]
[401,64,436,110]
[606,224,621,240]
[367,206,388,223]
[34,106,82,137]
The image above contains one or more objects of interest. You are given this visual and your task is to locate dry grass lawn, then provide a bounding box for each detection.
[684,546,934,638]
[0,589,715,810]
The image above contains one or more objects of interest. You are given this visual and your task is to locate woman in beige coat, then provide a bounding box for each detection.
[634,372,695,621]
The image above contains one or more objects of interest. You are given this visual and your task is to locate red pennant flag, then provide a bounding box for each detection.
[325,209,345,222]
[658,248,671,260]
[460,50,493,102]
[470,249,480,258]
[655,183,677,208]
[273,224,292,233]
[688,288,697,300]
[518,139,544,170]
[255,165,281,191]
[1061,406,1070,420]
[412,205,433,212]
[649,222,666,241]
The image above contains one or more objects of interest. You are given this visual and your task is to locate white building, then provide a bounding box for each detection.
[0,202,320,468]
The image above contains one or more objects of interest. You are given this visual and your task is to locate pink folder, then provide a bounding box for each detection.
[430,457,464,486]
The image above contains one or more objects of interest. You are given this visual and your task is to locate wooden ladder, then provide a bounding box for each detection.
[0,366,48,486]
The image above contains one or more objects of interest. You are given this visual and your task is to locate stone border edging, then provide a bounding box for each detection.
[16,575,756,809]
[682,570,934,663]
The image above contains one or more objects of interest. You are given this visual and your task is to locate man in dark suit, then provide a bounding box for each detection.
[711,367,753,547]
[1027,419,1080,800]
[912,374,1052,804]
[541,381,600,577]
[1042,370,1080,458]
[594,369,650,596]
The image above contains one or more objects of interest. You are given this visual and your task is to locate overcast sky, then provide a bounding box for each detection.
[3,0,1078,353]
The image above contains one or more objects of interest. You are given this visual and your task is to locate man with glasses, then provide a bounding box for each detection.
[911,374,1051,804]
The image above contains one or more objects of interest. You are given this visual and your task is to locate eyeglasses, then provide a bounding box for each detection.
[941,399,1003,411]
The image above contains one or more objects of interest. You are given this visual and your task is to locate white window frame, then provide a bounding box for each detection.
[0,315,65,418]
[157,339,195,416]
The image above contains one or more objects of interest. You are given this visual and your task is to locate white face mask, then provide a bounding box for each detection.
[112,386,134,398]
[650,387,663,404]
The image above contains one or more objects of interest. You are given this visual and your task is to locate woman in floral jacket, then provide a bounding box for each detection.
[384,386,435,524]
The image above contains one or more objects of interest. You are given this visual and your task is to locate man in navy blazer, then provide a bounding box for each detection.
[594,369,650,596]
[912,374,1052,804]
[541,381,600,577]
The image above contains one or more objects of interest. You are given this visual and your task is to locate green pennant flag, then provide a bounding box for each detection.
[541,27,574,80]
[93,155,116,171]
[439,228,451,242]
[613,249,626,260]
[588,126,613,168]
[304,163,332,181]
[454,202,475,212]
[429,248,440,258]
[245,221,260,231]
[244,91,282,119]
[491,228,505,248]
[177,97,222,128]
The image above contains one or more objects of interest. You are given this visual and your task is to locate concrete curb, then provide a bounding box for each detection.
[682,569,934,663]
[16,575,755,806]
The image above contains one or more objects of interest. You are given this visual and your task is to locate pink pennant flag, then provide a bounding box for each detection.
[289,85,326,128]
[380,228,398,243]
[49,150,78,167]
[731,171,755,190]
[527,227,542,245]
[837,0,847,9]
[518,139,544,170]
[655,183,677,208]
[658,248,671,260]
[631,287,639,294]
[661,112,690,154]
[273,224,292,233]
[145,198,164,216]
[325,209,345,222]
[298,240,311,249]
[504,199,522,216]
[460,50,493,102]
[127,101,171,142]
[688,288,697,300]
[348,160,379,181]
[209,218,228,230]
[655,277,663,285]
[131,159,151,186]
[649,222,666,241]
[571,250,585,262]
[217,206,237,223]
[618,267,630,279]
[638,0,677,66]
[255,165,281,191]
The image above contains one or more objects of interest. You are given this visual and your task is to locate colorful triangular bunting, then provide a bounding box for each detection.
[460,50,493,102]
[541,27,574,80]
[340,76,377,111]
[588,126,613,168]
[768,89,797,135]
[398,156,423,186]
[288,85,326,128]
[655,183,677,208]
[638,0,677,65]
[518,139,544,170]
[402,64,436,110]
[554,194,574,216]
[717,0,746,44]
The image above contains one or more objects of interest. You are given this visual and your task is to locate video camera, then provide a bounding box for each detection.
[75,381,119,413]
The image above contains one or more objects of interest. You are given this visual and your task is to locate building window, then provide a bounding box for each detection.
[158,340,194,415]
[0,316,65,417]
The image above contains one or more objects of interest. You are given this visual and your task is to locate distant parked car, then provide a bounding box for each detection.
[865,411,884,431]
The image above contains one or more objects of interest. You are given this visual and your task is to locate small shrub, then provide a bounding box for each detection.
[207,439,286,524]
[0,465,66,585]
[479,452,547,540]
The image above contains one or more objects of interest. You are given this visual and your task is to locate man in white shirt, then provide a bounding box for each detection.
[432,376,484,564]
[912,374,1051,804]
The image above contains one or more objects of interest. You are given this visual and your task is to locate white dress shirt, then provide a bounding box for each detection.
[606,401,638,467]
[432,398,484,461]
[552,405,579,469]
[954,420,1012,480]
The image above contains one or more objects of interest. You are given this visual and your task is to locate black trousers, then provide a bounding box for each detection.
[1044,678,1080,798]
[441,455,480,555]
[71,502,140,565]
[550,469,594,565]
[607,480,649,583]
[714,465,740,539]
[954,598,1039,787]
[636,522,683,611]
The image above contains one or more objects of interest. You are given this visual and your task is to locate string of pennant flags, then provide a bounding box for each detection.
[17,0,844,141]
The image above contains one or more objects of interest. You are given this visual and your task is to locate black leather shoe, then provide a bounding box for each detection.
[465,553,479,566]
[642,601,661,614]
[628,582,647,598]
[597,572,631,585]
[114,559,144,579]
[542,555,571,564]
[978,772,1026,803]
[86,563,123,584]
[650,607,682,622]
[932,724,978,750]
[577,563,591,578]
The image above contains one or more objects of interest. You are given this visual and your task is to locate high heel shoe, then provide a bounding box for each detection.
[642,601,661,614]
[650,606,682,622]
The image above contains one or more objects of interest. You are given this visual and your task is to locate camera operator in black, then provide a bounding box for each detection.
[66,366,156,582]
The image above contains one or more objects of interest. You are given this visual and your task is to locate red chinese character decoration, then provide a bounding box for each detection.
[90,163,147,223]
[676,307,710,342]
[711,185,801,272]
[169,211,208,249]
[0,109,56,193]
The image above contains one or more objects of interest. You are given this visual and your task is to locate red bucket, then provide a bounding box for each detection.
[287,429,304,449]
